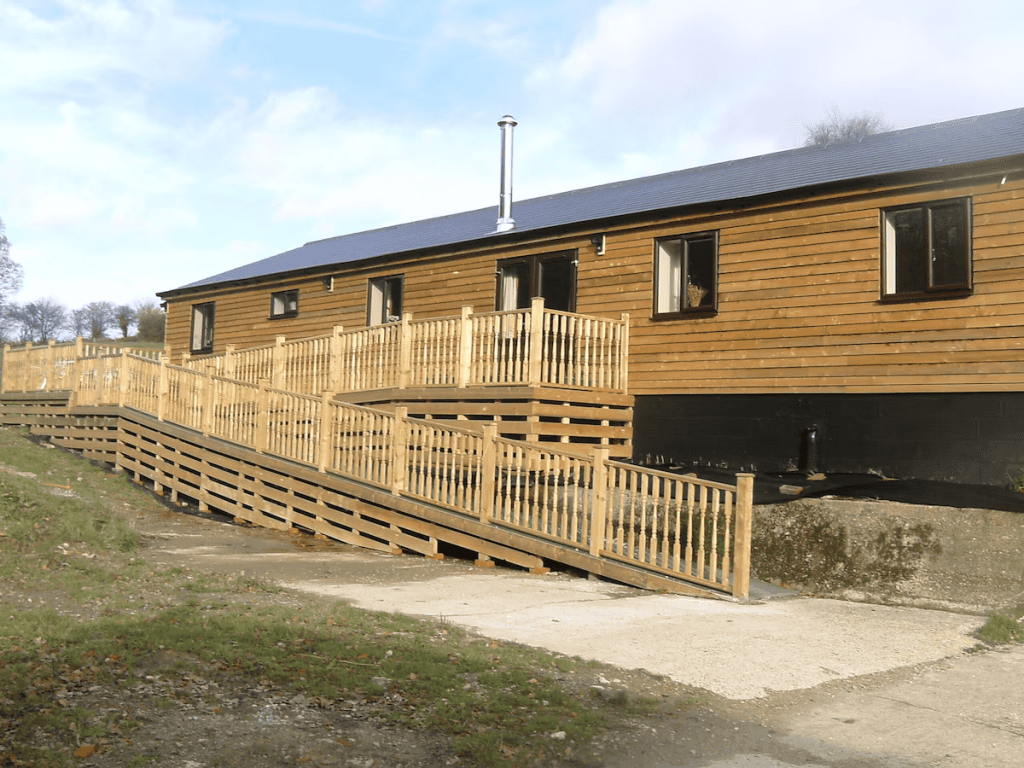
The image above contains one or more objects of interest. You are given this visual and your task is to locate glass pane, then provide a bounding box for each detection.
[930,203,968,288]
[892,208,927,294]
[383,278,402,320]
[685,237,715,307]
[499,262,531,310]
[539,256,574,312]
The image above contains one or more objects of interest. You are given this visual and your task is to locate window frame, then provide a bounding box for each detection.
[269,288,299,319]
[880,197,972,302]
[494,250,577,313]
[189,302,215,355]
[367,274,404,326]
[652,230,719,320]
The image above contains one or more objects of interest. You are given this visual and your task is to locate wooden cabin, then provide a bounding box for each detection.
[158,107,1024,487]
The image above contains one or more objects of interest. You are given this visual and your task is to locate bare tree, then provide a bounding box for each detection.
[82,301,116,341]
[0,217,24,335]
[134,300,166,343]
[70,307,90,338]
[13,298,68,342]
[804,107,893,147]
[114,304,136,339]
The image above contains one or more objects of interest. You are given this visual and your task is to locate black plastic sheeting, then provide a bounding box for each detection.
[658,467,1024,514]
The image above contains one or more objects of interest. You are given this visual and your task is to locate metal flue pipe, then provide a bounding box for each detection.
[496,114,517,232]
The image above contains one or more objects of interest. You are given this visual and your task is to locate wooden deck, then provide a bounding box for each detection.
[1,311,753,600]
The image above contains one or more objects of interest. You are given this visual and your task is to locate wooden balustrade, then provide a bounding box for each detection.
[181,299,630,397]
[1,326,749,598]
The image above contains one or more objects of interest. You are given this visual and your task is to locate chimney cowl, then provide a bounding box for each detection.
[496,115,517,233]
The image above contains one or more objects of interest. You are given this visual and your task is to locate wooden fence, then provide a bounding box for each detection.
[52,349,752,598]
[182,298,631,396]
[1,338,161,394]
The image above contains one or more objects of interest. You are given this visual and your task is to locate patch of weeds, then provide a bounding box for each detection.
[978,608,1024,644]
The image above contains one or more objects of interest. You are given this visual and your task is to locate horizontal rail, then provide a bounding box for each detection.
[181,298,630,397]
[2,341,749,598]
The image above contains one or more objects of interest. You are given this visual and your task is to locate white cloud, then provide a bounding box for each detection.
[0,0,230,90]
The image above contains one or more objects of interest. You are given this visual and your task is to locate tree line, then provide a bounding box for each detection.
[1,298,166,345]
[0,216,165,346]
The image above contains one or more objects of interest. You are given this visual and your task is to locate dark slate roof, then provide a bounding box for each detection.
[167,107,1024,294]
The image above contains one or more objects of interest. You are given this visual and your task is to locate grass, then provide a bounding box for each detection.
[978,606,1024,644]
[0,426,644,767]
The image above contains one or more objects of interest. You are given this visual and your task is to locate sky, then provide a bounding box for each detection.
[2,0,1023,315]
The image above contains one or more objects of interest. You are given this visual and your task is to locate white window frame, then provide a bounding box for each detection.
[190,302,215,354]
[368,275,404,325]
[881,197,972,299]
[653,231,718,318]
[269,289,299,319]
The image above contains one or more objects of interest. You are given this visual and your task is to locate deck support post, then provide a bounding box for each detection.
[458,306,473,387]
[329,326,344,394]
[479,423,498,523]
[391,406,409,496]
[398,313,413,390]
[21,342,32,392]
[223,345,236,379]
[45,341,57,392]
[528,297,544,386]
[200,369,214,436]
[272,336,286,390]
[255,378,269,453]
[619,313,630,394]
[117,348,129,408]
[156,355,168,422]
[590,448,609,557]
[317,390,333,473]
[732,473,755,600]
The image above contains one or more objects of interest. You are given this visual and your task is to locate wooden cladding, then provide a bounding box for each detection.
[164,167,1024,397]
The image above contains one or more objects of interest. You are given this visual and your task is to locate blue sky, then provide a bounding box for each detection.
[2,0,1024,313]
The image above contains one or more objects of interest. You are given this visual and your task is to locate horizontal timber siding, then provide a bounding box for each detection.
[165,164,1024,397]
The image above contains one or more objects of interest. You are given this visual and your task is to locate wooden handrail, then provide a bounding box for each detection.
[1,335,751,599]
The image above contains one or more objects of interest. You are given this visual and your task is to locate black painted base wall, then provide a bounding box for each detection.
[632,392,1024,487]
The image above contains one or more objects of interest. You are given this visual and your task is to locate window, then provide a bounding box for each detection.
[496,251,576,312]
[368,275,403,325]
[882,198,971,299]
[654,232,717,317]
[190,302,215,354]
[269,289,299,318]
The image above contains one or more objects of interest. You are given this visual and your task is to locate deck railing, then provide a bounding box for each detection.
[0,339,161,394]
[47,350,751,598]
[183,298,630,396]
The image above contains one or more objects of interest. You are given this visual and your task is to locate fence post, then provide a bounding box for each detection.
[255,378,269,453]
[528,297,544,386]
[21,342,32,392]
[329,326,343,394]
[45,340,57,391]
[590,448,609,557]
[75,336,84,359]
[391,406,409,496]
[272,336,286,389]
[117,348,129,407]
[619,312,630,394]
[0,344,8,394]
[223,345,236,379]
[397,313,412,390]
[732,473,755,600]
[156,355,168,421]
[200,370,214,436]
[458,306,473,388]
[479,423,497,523]
[317,390,333,473]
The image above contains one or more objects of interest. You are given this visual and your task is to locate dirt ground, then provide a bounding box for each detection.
[3,456,1022,767]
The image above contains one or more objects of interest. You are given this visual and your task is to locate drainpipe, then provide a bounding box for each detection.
[496,115,517,233]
